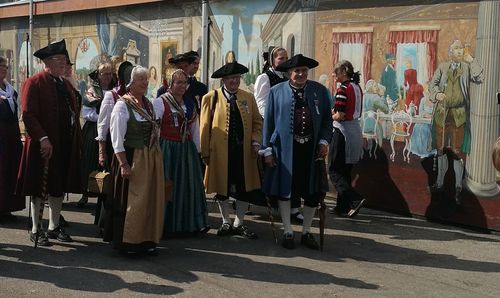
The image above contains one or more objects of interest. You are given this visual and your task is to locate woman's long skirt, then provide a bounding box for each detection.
[0,122,24,213]
[160,138,208,235]
[104,145,166,252]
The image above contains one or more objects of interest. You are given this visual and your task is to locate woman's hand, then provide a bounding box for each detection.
[120,163,132,179]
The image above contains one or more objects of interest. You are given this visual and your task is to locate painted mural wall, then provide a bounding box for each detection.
[0,0,498,230]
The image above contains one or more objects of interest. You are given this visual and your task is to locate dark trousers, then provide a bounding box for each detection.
[328,129,362,211]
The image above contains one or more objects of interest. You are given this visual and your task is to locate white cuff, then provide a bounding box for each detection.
[319,139,328,146]
[39,136,48,142]
[252,141,260,146]
[258,147,273,157]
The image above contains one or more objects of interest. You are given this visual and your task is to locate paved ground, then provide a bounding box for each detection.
[1,194,499,297]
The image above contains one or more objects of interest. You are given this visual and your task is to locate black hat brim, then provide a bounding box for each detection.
[88,69,99,81]
[211,62,249,79]
[169,54,196,65]
[275,54,319,72]
[34,39,67,60]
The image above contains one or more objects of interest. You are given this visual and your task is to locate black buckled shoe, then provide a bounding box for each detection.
[348,198,366,218]
[59,214,69,227]
[217,223,233,236]
[301,232,319,250]
[46,226,73,242]
[233,224,258,239]
[30,231,51,247]
[281,232,295,249]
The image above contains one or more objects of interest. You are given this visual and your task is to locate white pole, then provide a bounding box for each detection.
[201,0,209,85]
[29,0,33,77]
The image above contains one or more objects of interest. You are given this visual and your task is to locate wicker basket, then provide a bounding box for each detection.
[88,170,112,195]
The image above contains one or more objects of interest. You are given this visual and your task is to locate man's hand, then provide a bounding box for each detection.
[317,144,328,159]
[202,157,209,166]
[40,138,53,160]
[332,110,345,122]
[264,155,276,168]
[436,93,446,102]
[463,53,474,64]
[252,143,260,156]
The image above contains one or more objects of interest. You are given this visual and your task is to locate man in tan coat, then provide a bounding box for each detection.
[200,62,262,239]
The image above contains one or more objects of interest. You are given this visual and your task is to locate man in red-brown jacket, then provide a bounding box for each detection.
[17,39,82,246]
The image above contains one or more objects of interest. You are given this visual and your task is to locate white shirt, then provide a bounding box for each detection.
[110,99,164,153]
[253,68,285,118]
[95,91,116,141]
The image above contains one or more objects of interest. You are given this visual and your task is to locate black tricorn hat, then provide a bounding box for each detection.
[211,62,248,79]
[168,53,196,65]
[34,39,68,60]
[117,61,134,84]
[275,54,319,72]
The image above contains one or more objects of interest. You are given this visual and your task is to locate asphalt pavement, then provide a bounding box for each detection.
[1,194,499,297]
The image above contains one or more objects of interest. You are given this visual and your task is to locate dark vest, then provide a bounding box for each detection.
[265,69,287,87]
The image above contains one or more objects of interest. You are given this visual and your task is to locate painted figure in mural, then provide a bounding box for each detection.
[78,63,115,230]
[17,39,82,246]
[262,54,332,250]
[493,137,500,172]
[200,62,262,240]
[154,69,209,237]
[328,60,365,218]
[255,47,306,223]
[147,66,158,101]
[403,57,424,116]
[380,53,399,108]
[0,56,24,223]
[107,65,166,256]
[410,84,436,159]
[362,79,388,146]
[225,51,236,64]
[156,53,196,98]
[430,39,484,205]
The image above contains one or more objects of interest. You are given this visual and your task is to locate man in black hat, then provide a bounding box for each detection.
[200,62,262,239]
[261,54,333,249]
[17,39,82,246]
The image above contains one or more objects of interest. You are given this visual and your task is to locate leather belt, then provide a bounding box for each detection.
[293,134,312,144]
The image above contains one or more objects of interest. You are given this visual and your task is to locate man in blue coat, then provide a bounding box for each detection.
[262,54,332,250]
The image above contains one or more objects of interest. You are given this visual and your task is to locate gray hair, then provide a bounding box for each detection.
[127,65,148,88]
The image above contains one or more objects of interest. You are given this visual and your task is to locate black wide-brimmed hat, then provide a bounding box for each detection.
[275,54,318,72]
[184,50,200,58]
[34,39,68,60]
[168,53,196,65]
[211,62,248,79]
[117,61,134,84]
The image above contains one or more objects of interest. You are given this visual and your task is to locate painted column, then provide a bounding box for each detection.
[465,0,500,196]
[182,4,195,52]
[300,0,319,76]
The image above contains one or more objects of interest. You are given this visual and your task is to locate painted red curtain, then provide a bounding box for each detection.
[388,30,438,80]
[331,32,373,84]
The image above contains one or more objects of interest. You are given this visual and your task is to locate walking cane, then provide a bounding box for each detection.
[317,159,328,251]
[265,196,278,244]
[34,159,49,248]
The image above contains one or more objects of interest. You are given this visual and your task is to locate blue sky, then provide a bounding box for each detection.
[211,0,277,69]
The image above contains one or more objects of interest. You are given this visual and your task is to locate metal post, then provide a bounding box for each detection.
[29,0,33,77]
[201,0,209,85]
